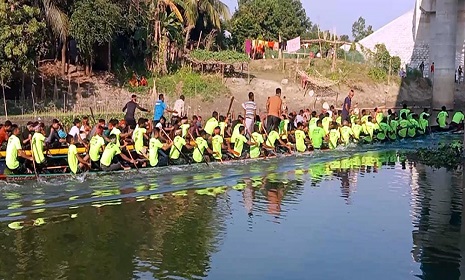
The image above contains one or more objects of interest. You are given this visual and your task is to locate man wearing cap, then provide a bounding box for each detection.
[123,94,148,129]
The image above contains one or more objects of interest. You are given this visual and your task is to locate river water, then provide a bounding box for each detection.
[0,135,463,280]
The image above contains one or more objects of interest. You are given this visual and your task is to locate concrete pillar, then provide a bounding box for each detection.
[432,0,458,109]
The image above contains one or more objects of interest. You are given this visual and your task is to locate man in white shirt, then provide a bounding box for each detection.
[171,95,185,124]
[242,92,257,137]
[68,118,84,143]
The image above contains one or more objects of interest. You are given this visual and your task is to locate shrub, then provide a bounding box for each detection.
[368,67,387,82]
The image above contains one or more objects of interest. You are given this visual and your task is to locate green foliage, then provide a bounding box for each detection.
[402,141,463,170]
[368,67,387,82]
[156,68,230,101]
[70,0,122,62]
[366,44,400,82]
[339,34,350,42]
[189,50,250,63]
[0,3,46,80]
[230,0,310,50]
[352,16,373,42]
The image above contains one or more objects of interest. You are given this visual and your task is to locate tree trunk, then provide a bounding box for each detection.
[108,41,111,72]
[183,25,193,50]
[1,77,7,119]
[61,38,67,76]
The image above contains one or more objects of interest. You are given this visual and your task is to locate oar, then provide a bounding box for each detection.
[30,138,39,180]
[89,107,96,124]
[189,131,209,166]
[128,148,140,172]
[161,129,191,165]
[226,96,234,117]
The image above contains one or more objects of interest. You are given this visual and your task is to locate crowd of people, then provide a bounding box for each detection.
[1,89,465,176]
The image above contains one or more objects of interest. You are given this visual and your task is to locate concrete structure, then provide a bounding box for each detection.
[343,0,465,108]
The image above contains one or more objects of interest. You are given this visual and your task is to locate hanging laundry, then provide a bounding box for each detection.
[245,39,252,54]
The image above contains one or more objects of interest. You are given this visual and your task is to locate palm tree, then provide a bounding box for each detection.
[182,0,230,50]
[41,0,69,76]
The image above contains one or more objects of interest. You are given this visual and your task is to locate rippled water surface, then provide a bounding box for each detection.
[0,135,463,280]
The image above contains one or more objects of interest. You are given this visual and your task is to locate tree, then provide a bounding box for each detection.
[230,0,310,50]
[339,34,350,42]
[70,0,122,76]
[0,2,46,116]
[351,16,373,42]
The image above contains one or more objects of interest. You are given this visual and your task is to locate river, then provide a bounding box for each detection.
[0,135,463,279]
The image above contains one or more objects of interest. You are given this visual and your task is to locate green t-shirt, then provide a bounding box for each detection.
[169,136,186,160]
[149,138,164,166]
[399,109,410,119]
[340,126,353,145]
[231,124,243,143]
[68,144,79,174]
[212,135,223,160]
[89,135,105,162]
[376,112,384,125]
[181,124,190,138]
[408,119,419,137]
[234,134,248,156]
[31,133,45,163]
[437,111,449,128]
[398,119,409,138]
[295,130,306,152]
[363,122,375,138]
[133,127,146,153]
[204,117,218,135]
[419,113,429,132]
[377,122,391,141]
[280,119,290,139]
[322,117,331,134]
[352,124,362,140]
[361,115,369,124]
[110,127,121,146]
[308,117,318,135]
[193,137,209,163]
[311,127,325,149]
[100,142,121,167]
[452,112,464,124]
[250,132,264,159]
[266,130,280,148]
[6,135,22,170]
[329,129,340,150]
[336,116,342,125]
[219,122,227,137]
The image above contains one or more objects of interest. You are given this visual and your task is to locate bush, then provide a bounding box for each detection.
[368,67,387,82]
[156,67,230,102]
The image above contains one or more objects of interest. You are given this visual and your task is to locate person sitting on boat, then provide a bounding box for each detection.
[69,118,85,145]
[230,116,244,146]
[132,118,150,155]
[192,130,214,163]
[145,127,172,167]
[180,117,190,138]
[265,126,291,154]
[340,120,354,145]
[211,126,230,161]
[67,134,90,175]
[399,104,411,120]
[80,116,91,140]
[105,119,121,146]
[294,122,308,153]
[31,123,47,172]
[169,129,193,165]
[21,121,35,150]
[328,122,341,149]
[419,109,430,134]
[436,106,449,131]
[450,110,464,131]
[45,119,66,148]
[408,115,420,138]
[89,126,106,169]
[5,124,33,174]
[204,111,219,137]
[398,113,410,138]
[88,119,106,140]
[100,134,136,171]
[232,126,252,159]
[0,120,12,150]
[249,124,266,159]
[310,120,327,150]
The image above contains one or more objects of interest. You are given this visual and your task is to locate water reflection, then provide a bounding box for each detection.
[0,147,465,279]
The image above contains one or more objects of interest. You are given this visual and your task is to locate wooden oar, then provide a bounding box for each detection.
[189,132,209,166]
[89,107,96,124]
[127,148,140,172]
[161,129,191,165]
[226,96,234,117]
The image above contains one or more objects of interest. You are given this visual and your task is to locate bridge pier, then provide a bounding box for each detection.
[432,0,458,109]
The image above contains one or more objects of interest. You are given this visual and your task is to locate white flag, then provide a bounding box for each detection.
[286,36,301,53]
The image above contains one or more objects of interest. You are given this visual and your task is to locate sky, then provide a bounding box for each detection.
[223,0,413,37]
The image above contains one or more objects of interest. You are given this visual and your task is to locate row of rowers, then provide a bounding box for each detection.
[2,104,465,175]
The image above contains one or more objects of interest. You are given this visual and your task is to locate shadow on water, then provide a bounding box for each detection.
[0,135,464,279]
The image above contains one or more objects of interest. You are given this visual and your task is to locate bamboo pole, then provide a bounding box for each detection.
[1,76,7,119]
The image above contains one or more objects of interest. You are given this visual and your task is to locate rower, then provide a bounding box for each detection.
[266,126,291,153]
[230,116,244,144]
[322,112,331,135]
[69,118,85,144]
[360,109,369,124]
[89,126,106,169]
[375,108,384,125]
[408,114,420,138]
[352,120,362,142]
[147,128,172,167]
[279,114,290,140]
[389,113,399,141]
[310,120,326,150]
[169,129,192,165]
[100,134,136,171]
[308,111,318,135]
[436,106,449,131]
[328,122,341,150]
[361,116,376,143]
[249,124,265,159]
[5,125,33,174]
[450,110,464,131]
[180,117,190,138]
[376,117,392,142]
[211,126,227,161]
[132,118,149,154]
[218,115,227,137]
[294,122,308,152]
[204,111,219,136]
[399,104,410,120]
[192,130,214,163]
[339,121,354,145]
[0,120,12,150]
[106,119,121,146]
[31,123,47,171]
[232,126,251,158]
[419,109,430,134]
[398,113,409,138]
[66,135,90,174]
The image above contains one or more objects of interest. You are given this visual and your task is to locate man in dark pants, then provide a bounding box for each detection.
[123,94,148,129]
[266,88,283,133]
[342,89,354,122]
